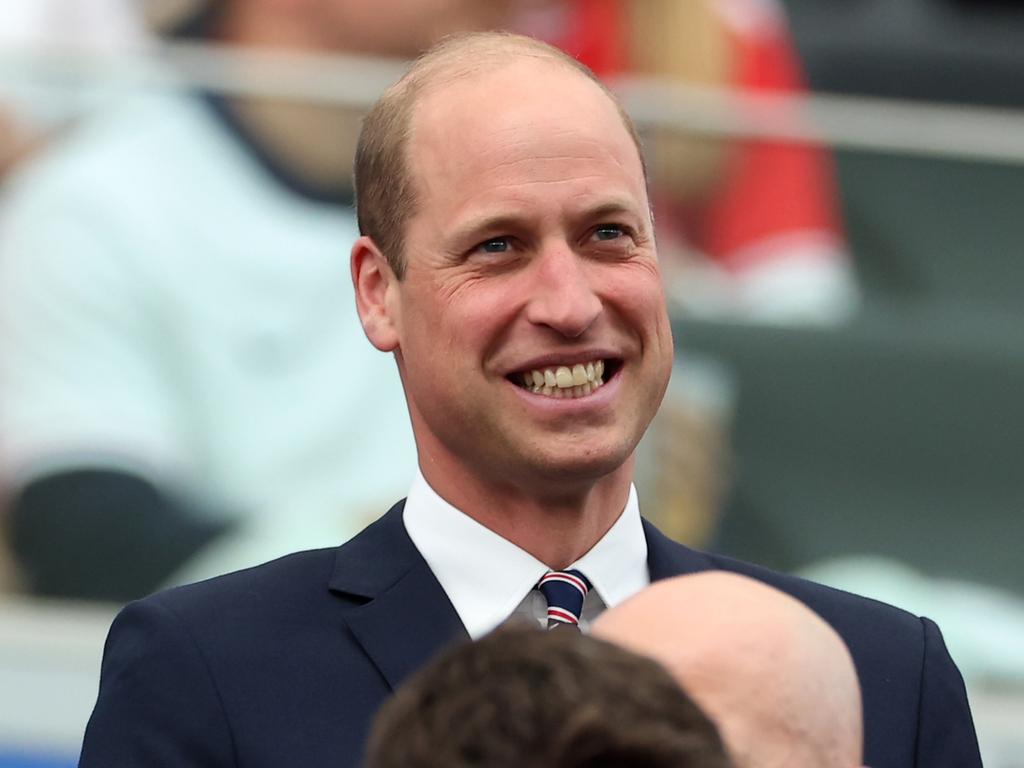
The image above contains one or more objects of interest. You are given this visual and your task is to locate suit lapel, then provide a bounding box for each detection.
[326,508,714,691]
[642,518,719,581]
[328,501,469,691]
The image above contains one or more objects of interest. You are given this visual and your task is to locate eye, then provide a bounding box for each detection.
[477,237,511,254]
[592,224,626,242]
[463,234,523,271]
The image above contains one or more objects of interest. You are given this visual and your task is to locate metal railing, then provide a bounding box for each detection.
[2,40,1024,165]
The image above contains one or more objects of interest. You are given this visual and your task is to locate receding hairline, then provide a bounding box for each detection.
[397,33,646,169]
[391,31,617,106]
[353,31,647,278]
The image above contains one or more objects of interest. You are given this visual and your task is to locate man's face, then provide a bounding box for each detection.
[390,60,673,493]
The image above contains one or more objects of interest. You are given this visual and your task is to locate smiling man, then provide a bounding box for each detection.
[79,32,981,768]
[352,34,673,575]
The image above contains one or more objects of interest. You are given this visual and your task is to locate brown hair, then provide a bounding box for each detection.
[363,624,733,768]
[353,31,647,279]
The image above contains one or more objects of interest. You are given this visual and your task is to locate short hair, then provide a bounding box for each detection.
[353,31,647,279]
[363,624,733,768]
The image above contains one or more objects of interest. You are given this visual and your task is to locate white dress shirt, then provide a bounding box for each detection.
[403,469,650,639]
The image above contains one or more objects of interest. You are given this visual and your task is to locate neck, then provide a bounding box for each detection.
[218,2,330,53]
[419,452,636,570]
[227,97,360,192]
[212,4,359,193]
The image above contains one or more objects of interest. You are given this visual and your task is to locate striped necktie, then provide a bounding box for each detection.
[537,569,591,630]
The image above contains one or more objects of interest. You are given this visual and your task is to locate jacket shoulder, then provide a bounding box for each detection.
[703,551,925,634]
[145,547,343,631]
[698,552,983,767]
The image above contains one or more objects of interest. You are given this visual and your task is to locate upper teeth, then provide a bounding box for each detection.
[521,360,605,391]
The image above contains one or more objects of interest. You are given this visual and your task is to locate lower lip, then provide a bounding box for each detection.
[508,368,622,412]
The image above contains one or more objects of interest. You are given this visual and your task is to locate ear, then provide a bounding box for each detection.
[351,235,401,352]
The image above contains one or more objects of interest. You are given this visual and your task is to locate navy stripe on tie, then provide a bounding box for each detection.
[537,569,591,630]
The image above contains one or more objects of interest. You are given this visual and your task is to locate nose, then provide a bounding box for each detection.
[524,244,602,338]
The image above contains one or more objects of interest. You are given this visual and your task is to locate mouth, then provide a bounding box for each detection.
[507,358,622,400]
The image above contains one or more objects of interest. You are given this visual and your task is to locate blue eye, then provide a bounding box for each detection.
[593,225,624,241]
[480,237,510,253]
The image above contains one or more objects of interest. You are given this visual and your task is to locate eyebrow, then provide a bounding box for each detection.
[447,199,646,249]
[582,200,646,224]
[448,214,527,248]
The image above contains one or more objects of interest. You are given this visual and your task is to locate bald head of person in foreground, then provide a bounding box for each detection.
[594,572,865,768]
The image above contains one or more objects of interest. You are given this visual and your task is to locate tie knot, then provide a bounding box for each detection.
[537,569,592,630]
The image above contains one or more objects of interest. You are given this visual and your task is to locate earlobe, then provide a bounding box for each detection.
[351,236,400,352]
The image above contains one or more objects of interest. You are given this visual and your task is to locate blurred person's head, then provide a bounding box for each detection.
[203,0,515,57]
[593,573,864,768]
[363,624,733,768]
[351,32,670,518]
[152,2,525,200]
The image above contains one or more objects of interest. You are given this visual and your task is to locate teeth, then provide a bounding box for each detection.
[515,359,610,399]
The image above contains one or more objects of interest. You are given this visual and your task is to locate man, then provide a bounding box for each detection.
[79,32,981,768]
[595,573,865,768]
[363,624,733,768]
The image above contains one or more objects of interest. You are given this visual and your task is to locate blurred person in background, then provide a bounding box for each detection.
[363,625,733,768]
[0,0,512,602]
[516,0,859,323]
[0,0,152,592]
[595,573,865,768]
[0,0,149,180]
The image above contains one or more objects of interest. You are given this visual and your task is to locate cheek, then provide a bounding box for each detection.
[601,265,670,325]
[399,282,502,372]
[437,274,527,344]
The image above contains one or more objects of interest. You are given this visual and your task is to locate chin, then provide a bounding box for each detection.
[525,444,634,488]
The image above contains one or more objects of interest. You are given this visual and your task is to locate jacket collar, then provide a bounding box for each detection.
[326,502,718,691]
[642,518,719,580]
[328,501,469,691]
[328,500,420,597]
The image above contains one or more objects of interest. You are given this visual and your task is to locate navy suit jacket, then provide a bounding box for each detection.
[80,502,981,767]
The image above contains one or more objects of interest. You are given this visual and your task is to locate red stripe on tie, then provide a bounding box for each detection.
[540,572,588,595]
[547,607,579,625]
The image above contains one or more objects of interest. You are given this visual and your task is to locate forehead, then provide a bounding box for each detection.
[406,58,646,216]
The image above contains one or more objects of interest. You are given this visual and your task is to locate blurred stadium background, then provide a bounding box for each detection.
[1,0,1022,766]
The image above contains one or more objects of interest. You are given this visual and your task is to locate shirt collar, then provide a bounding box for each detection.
[403,469,649,639]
